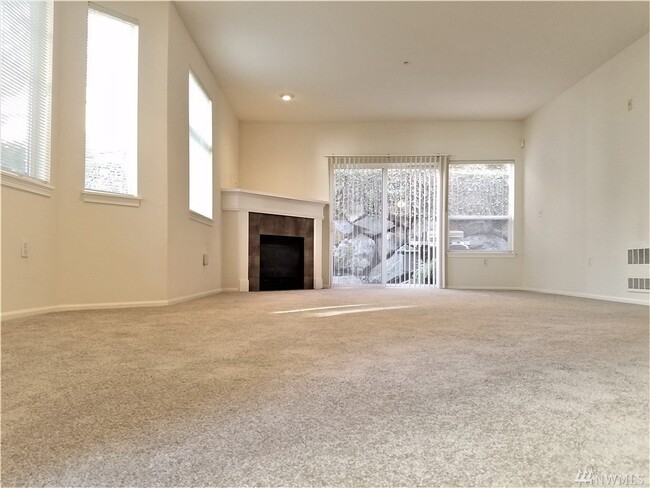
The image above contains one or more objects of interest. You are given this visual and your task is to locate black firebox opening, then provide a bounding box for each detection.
[259,235,305,291]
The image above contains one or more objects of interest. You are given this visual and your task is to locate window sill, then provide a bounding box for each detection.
[447,251,517,258]
[189,211,213,226]
[82,190,141,207]
[1,171,54,197]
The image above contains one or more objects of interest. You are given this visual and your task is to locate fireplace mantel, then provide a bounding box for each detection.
[222,188,326,220]
[221,189,328,291]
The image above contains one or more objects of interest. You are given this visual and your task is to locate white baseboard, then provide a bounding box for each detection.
[449,286,649,306]
[167,289,224,306]
[5,285,647,321]
[521,287,650,306]
[2,289,225,321]
[448,286,524,291]
[2,305,63,321]
[1,301,165,321]
[63,299,172,311]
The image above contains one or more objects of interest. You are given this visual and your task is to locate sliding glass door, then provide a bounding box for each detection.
[330,156,442,287]
[332,166,383,285]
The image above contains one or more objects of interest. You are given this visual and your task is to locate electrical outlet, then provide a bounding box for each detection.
[202,254,209,266]
[21,239,29,258]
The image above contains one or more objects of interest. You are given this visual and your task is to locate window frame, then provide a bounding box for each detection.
[446,160,515,256]
[187,69,214,223]
[83,3,140,200]
[0,0,54,196]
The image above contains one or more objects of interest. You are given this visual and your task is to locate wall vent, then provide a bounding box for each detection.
[628,248,650,293]
[628,278,650,291]
[628,248,650,264]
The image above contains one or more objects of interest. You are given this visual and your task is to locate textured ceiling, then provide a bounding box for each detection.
[174,1,649,122]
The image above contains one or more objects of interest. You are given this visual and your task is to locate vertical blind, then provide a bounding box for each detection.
[0,0,53,182]
[330,155,446,287]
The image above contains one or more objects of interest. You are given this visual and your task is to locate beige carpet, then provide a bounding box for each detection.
[1,289,648,487]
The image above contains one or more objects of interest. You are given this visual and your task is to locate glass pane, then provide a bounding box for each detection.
[448,163,512,252]
[189,138,212,219]
[189,73,212,146]
[449,218,510,251]
[332,168,382,285]
[448,163,510,217]
[85,8,138,195]
[189,72,213,219]
[387,167,437,285]
[0,0,53,180]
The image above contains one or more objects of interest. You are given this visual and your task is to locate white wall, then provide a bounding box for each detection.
[1,1,238,319]
[54,1,170,308]
[1,189,58,314]
[166,4,238,301]
[2,1,170,316]
[239,121,524,288]
[523,33,649,304]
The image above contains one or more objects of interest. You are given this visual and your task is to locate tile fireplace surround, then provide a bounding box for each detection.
[221,189,328,292]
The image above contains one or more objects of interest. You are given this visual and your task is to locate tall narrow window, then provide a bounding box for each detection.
[0,0,53,182]
[448,162,514,252]
[188,72,213,220]
[85,6,138,195]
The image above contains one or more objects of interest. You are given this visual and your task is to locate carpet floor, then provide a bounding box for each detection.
[1,289,648,487]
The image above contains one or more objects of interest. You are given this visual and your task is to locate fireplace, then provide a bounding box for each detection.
[221,189,327,292]
[248,212,314,292]
[260,235,305,291]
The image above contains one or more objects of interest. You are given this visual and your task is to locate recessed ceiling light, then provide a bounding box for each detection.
[280,93,294,101]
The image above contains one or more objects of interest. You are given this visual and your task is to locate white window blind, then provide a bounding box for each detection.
[85,6,138,195]
[448,161,514,252]
[0,0,53,182]
[188,71,213,220]
[330,155,444,287]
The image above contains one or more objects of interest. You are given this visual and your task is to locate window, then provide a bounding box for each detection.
[0,0,53,183]
[188,72,213,220]
[85,6,138,196]
[448,162,514,252]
